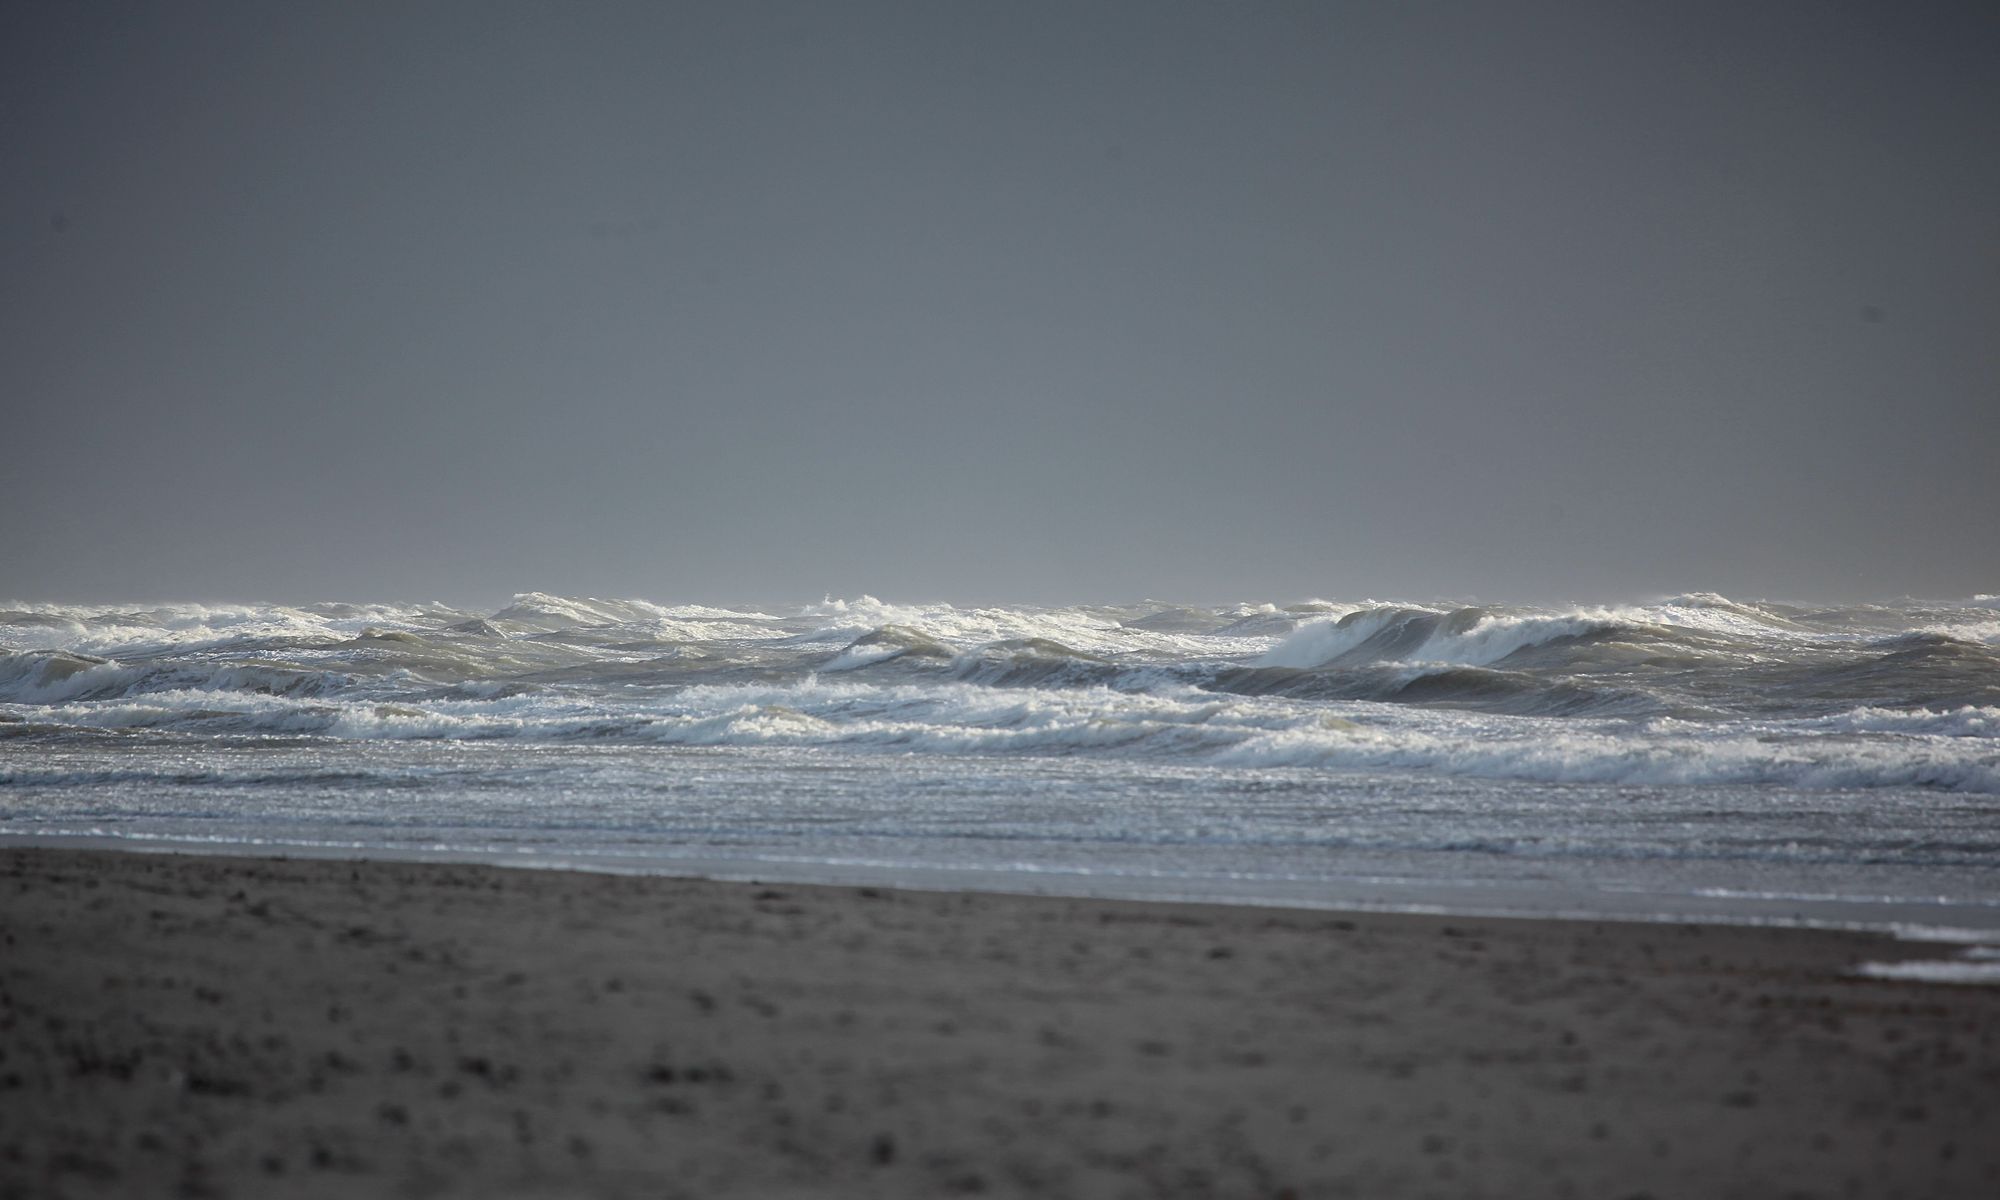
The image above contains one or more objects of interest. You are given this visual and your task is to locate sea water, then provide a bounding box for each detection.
[4,592,1997,933]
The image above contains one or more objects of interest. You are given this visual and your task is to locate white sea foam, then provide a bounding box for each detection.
[1251,593,1840,671]
[9,591,2000,933]
[1813,706,2000,738]
[1923,619,2000,645]
[1257,606,1435,667]
[12,660,1997,794]
[6,593,2000,800]
[1404,611,1633,666]
[1856,955,2000,985]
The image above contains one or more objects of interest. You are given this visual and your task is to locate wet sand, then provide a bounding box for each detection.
[2,846,1996,1198]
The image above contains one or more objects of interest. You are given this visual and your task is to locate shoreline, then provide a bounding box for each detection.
[7,846,1999,1198]
[8,831,2000,942]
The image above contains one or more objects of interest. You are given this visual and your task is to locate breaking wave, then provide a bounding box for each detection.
[3,591,1997,792]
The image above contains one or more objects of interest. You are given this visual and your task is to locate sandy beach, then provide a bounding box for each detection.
[2,847,1996,1198]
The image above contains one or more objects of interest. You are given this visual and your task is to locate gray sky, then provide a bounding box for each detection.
[5,0,1996,607]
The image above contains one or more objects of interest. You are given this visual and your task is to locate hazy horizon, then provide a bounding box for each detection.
[6,584,1997,619]
[7,1,1997,607]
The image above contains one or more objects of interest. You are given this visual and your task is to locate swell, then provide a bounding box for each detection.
[1255,603,1762,671]
[4,593,1998,782]
[0,650,352,704]
[6,685,1998,793]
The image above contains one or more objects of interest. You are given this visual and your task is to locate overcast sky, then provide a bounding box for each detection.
[4,1,1996,607]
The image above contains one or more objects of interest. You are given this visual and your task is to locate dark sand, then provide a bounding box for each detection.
[2,847,1996,1198]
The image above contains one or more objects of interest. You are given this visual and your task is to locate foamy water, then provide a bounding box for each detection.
[4,592,1998,931]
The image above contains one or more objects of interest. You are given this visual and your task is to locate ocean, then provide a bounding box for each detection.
[4,592,1998,934]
